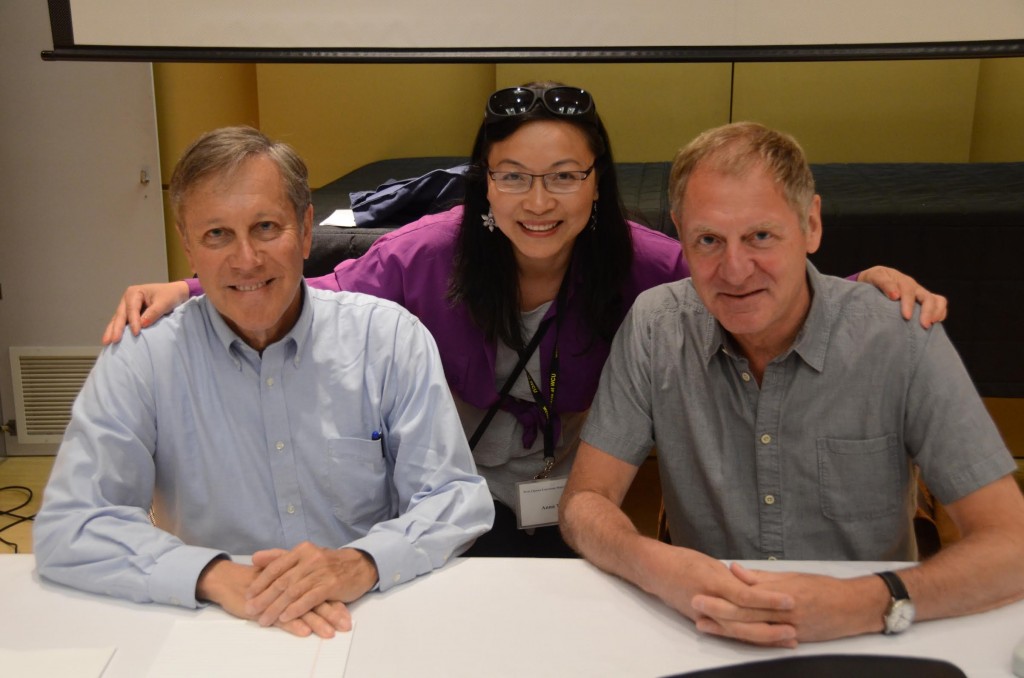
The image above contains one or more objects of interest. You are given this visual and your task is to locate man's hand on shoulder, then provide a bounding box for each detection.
[244,543,379,631]
[195,557,350,638]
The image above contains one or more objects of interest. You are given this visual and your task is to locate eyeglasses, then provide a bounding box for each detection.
[486,86,595,122]
[487,165,596,194]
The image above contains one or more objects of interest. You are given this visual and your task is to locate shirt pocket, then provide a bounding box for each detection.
[816,434,901,522]
[327,437,390,525]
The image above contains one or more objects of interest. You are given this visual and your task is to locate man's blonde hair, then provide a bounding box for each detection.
[669,122,815,231]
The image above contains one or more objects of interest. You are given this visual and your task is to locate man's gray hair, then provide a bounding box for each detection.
[169,126,311,235]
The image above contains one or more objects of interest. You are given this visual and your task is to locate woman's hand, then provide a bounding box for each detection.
[858,265,948,328]
[102,281,191,344]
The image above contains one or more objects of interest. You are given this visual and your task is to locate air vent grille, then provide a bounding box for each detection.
[10,347,100,444]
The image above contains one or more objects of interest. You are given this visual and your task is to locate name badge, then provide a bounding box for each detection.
[515,477,567,529]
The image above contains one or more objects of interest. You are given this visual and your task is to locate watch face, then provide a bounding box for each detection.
[885,599,916,634]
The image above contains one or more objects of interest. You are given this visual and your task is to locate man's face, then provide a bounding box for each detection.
[674,162,822,358]
[180,154,312,351]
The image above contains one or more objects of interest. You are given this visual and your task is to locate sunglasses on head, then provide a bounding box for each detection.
[485,86,595,123]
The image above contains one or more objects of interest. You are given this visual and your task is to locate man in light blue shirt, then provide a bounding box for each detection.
[34,126,494,638]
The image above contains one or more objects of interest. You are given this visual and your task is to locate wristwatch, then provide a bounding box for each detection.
[876,570,915,634]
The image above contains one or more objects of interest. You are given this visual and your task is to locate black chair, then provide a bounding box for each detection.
[665,654,966,678]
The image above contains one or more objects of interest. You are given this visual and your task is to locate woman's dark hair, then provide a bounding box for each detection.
[448,83,634,351]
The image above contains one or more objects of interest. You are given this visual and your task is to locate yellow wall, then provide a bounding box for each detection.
[154,59,1024,183]
[153,63,259,281]
[971,57,1024,161]
[255,63,494,189]
[496,63,732,162]
[733,60,981,162]
[153,58,1024,203]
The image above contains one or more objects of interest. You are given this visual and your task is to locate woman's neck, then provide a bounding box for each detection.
[516,250,571,312]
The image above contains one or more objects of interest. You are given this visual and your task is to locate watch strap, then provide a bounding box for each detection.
[876,570,910,601]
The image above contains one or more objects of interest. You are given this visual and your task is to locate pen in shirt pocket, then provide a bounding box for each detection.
[371,428,384,455]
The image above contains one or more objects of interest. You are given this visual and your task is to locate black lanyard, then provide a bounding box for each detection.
[523,339,559,475]
[468,271,571,469]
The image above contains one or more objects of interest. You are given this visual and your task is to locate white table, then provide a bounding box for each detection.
[1,555,1021,677]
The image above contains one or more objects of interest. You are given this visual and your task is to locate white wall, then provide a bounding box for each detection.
[0,0,167,455]
[62,0,1024,49]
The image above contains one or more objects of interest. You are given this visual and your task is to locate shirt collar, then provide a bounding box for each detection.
[700,304,727,365]
[699,261,833,373]
[203,281,311,369]
[790,262,832,373]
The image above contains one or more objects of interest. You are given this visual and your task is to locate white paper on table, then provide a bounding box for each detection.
[0,646,116,678]
[320,209,357,227]
[147,619,353,678]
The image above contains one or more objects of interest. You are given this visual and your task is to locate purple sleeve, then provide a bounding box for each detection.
[628,224,690,287]
[309,244,409,305]
[307,271,341,292]
[185,277,202,297]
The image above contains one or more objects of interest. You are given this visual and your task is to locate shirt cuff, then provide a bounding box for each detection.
[345,531,431,593]
[147,545,229,608]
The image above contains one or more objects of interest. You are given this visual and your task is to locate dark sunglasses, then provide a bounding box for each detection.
[485,86,595,123]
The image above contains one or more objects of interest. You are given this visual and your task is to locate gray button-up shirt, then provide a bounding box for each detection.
[584,264,1014,561]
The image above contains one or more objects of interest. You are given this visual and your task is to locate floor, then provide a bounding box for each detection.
[0,455,666,556]
[0,455,52,555]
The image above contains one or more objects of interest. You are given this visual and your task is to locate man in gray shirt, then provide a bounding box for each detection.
[560,122,1024,647]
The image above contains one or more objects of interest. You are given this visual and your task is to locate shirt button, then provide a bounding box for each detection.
[764,494,776,505]
[276,441,285,451]
[393,573,402,583]
[741,372,751,382]
[266,377,275,387]
[760,433,772,444]
[287,504,296,514]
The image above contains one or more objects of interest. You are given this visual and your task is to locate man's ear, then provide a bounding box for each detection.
[179,223,198,275]
[805,194,823,255]
[670,210,683,241]
[301,204,313,259]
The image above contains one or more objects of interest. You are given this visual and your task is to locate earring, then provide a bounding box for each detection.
[482,208,496,233]
[588,202,598,231]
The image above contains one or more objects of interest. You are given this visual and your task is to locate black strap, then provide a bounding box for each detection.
[523,346,558,462]
[876,570,910,601]
[468,314,553,450]
[468,271,571,452]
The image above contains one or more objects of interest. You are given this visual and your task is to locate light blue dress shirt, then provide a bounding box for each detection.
[34,284,494,608]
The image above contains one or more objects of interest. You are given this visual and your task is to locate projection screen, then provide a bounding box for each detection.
[45,0,1024,62]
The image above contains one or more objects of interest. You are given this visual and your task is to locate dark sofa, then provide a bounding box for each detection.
[307,158,1024,397]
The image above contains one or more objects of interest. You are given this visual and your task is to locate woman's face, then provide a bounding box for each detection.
[486,120,598,272]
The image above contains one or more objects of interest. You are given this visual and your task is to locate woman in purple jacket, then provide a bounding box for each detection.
[103,84,944,557]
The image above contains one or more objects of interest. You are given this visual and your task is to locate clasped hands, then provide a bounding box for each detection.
[196,542,379,639]
[662,554,883,648]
